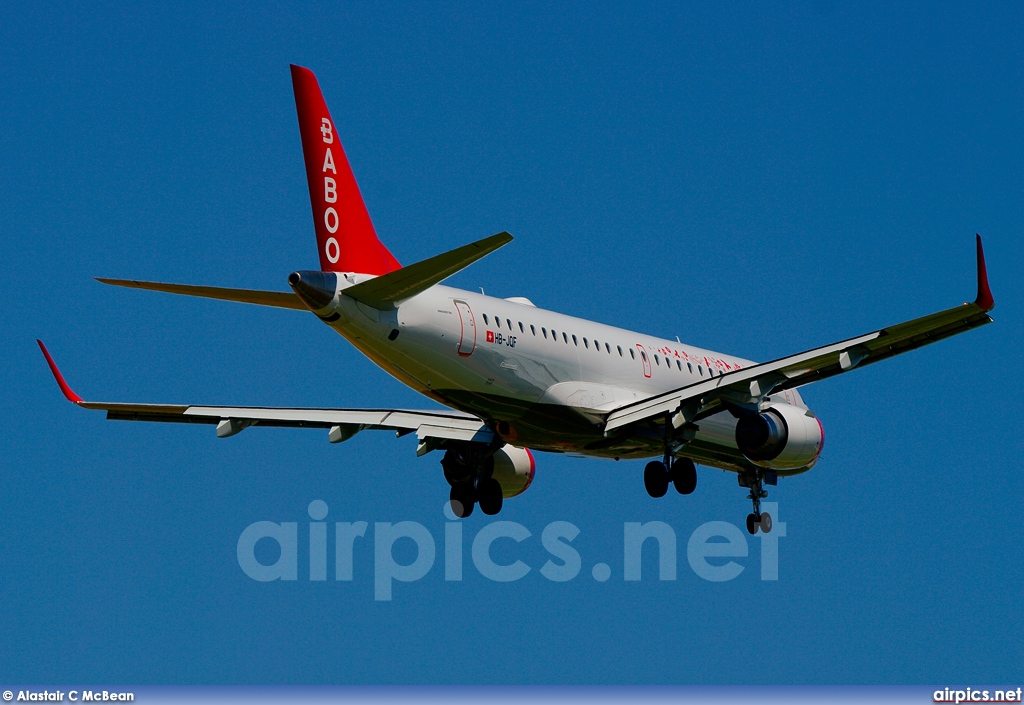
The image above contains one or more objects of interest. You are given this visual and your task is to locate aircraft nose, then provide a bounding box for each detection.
[288,270,338,310]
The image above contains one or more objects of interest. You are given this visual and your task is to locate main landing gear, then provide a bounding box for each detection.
[645,416,698,499]
[644,456,698,498]
[448,476,503,518]
[442,445,503,518]
[739,470,775,535]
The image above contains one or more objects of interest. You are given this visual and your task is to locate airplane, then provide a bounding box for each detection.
[38,65,996,534]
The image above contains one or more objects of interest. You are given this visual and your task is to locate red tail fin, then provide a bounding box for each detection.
[290,65,401,275]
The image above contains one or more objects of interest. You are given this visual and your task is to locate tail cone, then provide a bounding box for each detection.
[288,270,338,310]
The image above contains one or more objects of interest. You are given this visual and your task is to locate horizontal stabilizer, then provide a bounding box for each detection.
[343,232,512,309]
[96,278,306,310]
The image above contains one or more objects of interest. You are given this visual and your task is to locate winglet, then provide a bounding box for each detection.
[36,340,84,403]
[975,234,994,312]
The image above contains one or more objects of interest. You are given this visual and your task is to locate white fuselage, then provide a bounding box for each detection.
[316,276,813,473]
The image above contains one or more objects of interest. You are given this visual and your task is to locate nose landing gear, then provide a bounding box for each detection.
[739,470,776,534]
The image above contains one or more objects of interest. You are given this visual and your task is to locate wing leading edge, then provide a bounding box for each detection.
[36,341,492,451]
[604,235,995,434]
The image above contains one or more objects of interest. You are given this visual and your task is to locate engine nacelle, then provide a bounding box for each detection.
[734,402,824,470]
[491,445,536,498]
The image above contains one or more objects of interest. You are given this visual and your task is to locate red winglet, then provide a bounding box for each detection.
[975,234,994,312]
[36,340,83,403]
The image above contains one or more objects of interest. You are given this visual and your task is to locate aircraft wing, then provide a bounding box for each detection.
[604,236,995,435]
[36,341,493,452]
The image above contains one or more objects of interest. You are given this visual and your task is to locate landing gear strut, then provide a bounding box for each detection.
[740,470,773,534]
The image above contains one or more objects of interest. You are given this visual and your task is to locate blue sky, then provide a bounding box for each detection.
[1,1,1021,685]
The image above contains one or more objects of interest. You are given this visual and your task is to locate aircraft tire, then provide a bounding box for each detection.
[673,458,697,495]
[644,461,669,498]
[450,483,475,518]
[478,478,503,516]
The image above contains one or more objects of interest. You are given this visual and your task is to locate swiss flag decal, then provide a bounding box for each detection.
[486,331,495,343]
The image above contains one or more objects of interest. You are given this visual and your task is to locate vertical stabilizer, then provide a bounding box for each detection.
[290,64,401,275]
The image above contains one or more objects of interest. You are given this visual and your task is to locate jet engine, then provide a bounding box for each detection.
[734,402,824,470]
[491,445,536,498]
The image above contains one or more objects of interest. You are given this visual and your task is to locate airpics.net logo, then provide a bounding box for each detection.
[237,501,787,600]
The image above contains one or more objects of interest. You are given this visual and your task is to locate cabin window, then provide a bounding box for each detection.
[676,360,682,371]
[506,318,512,330]
[654,354,660,366]
[530,325,536,336]
[594,339,599,350]
[698,365,704,376]
[496,317,501,329]
[583,337,589,349]
[563,332,569,344]
[519,322,524,333]
[617,345,623,356]
[542,327,547,339]
[641,351,648,363]
[629,348,635,359]
[482,314,489,325]
[572,334,578,346]
[687,362,693,373]
[606,343,612,354]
